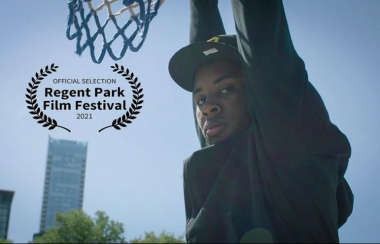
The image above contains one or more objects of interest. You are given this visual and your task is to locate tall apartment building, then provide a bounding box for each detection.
[0,190,15,240]
[39,136,88,232]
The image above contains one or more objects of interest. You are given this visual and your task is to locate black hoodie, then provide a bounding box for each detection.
[182,0,354,243]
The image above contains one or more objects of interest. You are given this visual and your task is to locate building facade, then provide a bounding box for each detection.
[39,137,88,232]
[0,190,15,240]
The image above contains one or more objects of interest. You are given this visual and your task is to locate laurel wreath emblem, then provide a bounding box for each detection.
[26,64,71,133]
[98,64,144,133]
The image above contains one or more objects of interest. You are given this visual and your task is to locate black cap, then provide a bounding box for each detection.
[168,35,240,92]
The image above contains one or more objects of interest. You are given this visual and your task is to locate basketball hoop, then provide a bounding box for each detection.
[66,0,164,64]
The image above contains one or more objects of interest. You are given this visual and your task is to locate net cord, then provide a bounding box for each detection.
[66,0,163,63]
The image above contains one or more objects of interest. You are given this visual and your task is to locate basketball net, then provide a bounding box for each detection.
[67,0,164,63]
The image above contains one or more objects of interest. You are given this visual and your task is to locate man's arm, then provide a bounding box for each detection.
[231,0,354,234]
[231,0,306,145]
[230,0,352,157]
[190,0,226,44]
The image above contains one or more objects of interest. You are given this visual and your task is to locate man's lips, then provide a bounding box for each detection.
[205,123,225,137]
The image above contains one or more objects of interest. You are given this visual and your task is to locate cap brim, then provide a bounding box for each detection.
[168,42,240,92]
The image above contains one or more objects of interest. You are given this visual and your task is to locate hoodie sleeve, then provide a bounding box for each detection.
[189,0,226,44]
[232,0,354,233]
[231,0,309,147]
[230,0,351,157]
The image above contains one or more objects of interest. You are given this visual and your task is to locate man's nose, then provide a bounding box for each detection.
[201,99,221,118]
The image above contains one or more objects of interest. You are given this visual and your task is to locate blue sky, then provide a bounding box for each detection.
[0,0,379,243]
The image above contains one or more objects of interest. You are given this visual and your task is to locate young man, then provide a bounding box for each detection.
[168,1,353,243]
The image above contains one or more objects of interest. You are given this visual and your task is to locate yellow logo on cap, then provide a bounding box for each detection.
[207,37,220,43]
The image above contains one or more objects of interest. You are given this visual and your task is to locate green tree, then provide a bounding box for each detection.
[0,240,13,244]
[130,231,185,243]
[92,211,125,243]
[33,210,125,243]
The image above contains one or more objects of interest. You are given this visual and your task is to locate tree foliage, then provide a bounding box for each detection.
[130,231,185,243]
[32,209,184,243]
[33,210,125,243]
[0,240,12,244]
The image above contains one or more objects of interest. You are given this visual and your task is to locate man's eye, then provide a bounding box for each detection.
[220,86,233,94]
[197,98,205,105]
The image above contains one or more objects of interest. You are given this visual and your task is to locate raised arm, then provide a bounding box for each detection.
[190,0,226,43]
[231,0,353,232]
[229,0,352,157]
[231,0,307,141]
[231,0,298,72]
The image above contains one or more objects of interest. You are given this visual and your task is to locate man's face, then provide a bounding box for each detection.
[193,59,252,145]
